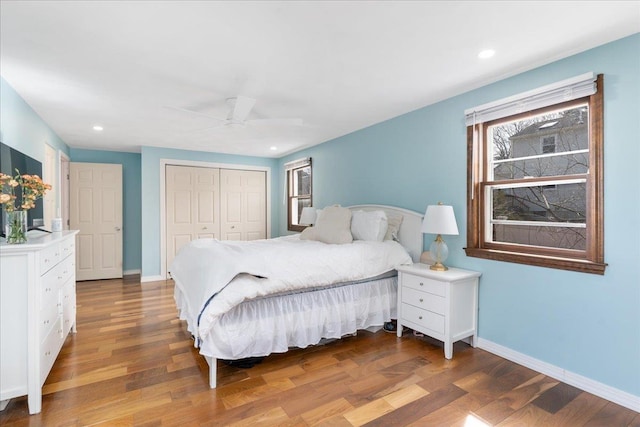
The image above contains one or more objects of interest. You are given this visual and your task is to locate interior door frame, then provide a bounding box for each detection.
[58,151,70,230]
[159,158,271,279]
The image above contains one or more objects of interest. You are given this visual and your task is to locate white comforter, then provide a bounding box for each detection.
[169,235,412,340]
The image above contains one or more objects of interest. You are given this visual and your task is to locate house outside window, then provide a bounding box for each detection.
[465,73,605,274]
[286,157,312,232]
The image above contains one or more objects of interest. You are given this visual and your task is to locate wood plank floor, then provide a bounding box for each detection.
[1,278,638,426]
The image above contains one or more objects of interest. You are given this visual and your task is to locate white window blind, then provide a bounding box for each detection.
[284,157,311,171]
[464,72,596,126]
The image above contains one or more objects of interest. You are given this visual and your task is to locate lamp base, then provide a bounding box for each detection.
[429,262,448,271]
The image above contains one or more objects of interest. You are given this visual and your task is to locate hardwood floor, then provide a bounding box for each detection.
[1,278,638,426]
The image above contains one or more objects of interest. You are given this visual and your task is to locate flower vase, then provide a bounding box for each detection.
[4,210,28,244]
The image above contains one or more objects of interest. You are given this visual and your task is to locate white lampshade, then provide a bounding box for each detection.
[421,204,459,235]
[299,207,317,226]
[421,204,459,271]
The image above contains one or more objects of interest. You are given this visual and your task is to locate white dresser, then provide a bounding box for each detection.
[0,230,78,414]
[396,263,480,359]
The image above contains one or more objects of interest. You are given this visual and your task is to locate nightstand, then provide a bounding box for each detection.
[396,263,480,359]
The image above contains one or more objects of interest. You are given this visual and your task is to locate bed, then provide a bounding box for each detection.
[169,204,423,388]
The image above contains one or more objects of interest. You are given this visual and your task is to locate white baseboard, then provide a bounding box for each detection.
[140,274,165,283]
[477,338,640,412]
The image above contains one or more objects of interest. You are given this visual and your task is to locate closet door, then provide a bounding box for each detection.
[166,165,220,270]
[220,169,267,241]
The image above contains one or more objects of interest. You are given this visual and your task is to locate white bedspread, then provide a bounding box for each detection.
[169,235,412,340]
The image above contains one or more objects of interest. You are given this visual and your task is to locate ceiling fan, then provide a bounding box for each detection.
[167,95,303,130]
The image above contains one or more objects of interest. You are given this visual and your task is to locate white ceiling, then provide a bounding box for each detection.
[1,1,639,158]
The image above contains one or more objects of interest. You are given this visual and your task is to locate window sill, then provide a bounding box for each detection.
[464,247,607,275]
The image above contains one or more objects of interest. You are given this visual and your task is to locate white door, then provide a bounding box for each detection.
[166,165,220,271]
[220,169,266,241]
[70,163,123,281]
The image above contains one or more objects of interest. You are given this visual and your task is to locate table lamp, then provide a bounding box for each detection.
[421,203,459,271]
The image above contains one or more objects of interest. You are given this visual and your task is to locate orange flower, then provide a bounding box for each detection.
[0,169,51,212]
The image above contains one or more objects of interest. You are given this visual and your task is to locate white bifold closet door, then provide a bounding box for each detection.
[165,165,266,273]
[220,169,267,241]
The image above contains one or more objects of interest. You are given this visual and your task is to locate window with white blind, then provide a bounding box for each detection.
[286,157,312,232]
[465,73,606,274]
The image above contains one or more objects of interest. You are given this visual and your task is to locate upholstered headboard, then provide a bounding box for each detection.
[348,205,424,263]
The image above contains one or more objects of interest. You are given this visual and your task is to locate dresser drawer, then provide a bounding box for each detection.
[40,269,59,307]
[401,273,446,297]
[40,318,64,384]
[59,238,75,261]
[40,301,58,339]
[62,281,76,335]
[39,243,61,275]
[401,303,445,334]
[57,255,75,285]
[402,286,446,315]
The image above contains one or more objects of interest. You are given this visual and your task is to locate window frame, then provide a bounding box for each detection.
[286,158,312,232]
[465,74,606,274]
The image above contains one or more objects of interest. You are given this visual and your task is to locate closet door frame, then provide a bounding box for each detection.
[159,158,271,280]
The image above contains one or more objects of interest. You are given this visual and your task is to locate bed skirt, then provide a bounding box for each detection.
[175,276,398,361]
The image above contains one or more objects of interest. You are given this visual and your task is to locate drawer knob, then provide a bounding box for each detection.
[419,282,424,286]
[419,298,424,303]
[419,316,423,320]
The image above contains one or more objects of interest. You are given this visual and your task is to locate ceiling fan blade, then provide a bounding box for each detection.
[163,105,227,122]
[247,118,303,127]
[229,95,256,123]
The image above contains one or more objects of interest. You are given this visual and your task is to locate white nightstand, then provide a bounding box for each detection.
[396,263,480,359]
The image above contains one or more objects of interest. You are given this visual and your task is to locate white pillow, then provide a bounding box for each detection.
[351,210,388,242]
[300,205,353,244]
[384,213,403,241]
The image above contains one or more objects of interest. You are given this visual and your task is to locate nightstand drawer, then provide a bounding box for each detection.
[402,274,446,297]
[402,287,445,315]
[401,303,444,334]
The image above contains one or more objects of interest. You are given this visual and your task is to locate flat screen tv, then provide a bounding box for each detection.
[0,142,45,236]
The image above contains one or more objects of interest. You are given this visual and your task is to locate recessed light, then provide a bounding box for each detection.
[93,125,104,131]
[270,146,277,151]
[478,49,495,59]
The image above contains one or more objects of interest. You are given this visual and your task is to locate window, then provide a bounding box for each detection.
[541,135,556,153]
[465,74,606,274]
[286,157,312,232]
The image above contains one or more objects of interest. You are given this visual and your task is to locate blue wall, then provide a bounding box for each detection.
[278,34,640,397]
[69,148,142,274]
[140,146,279,279]
[0,78,70,160]
[0,78,70,217]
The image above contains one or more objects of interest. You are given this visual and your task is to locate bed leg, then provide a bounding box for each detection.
[205,356,217,389]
